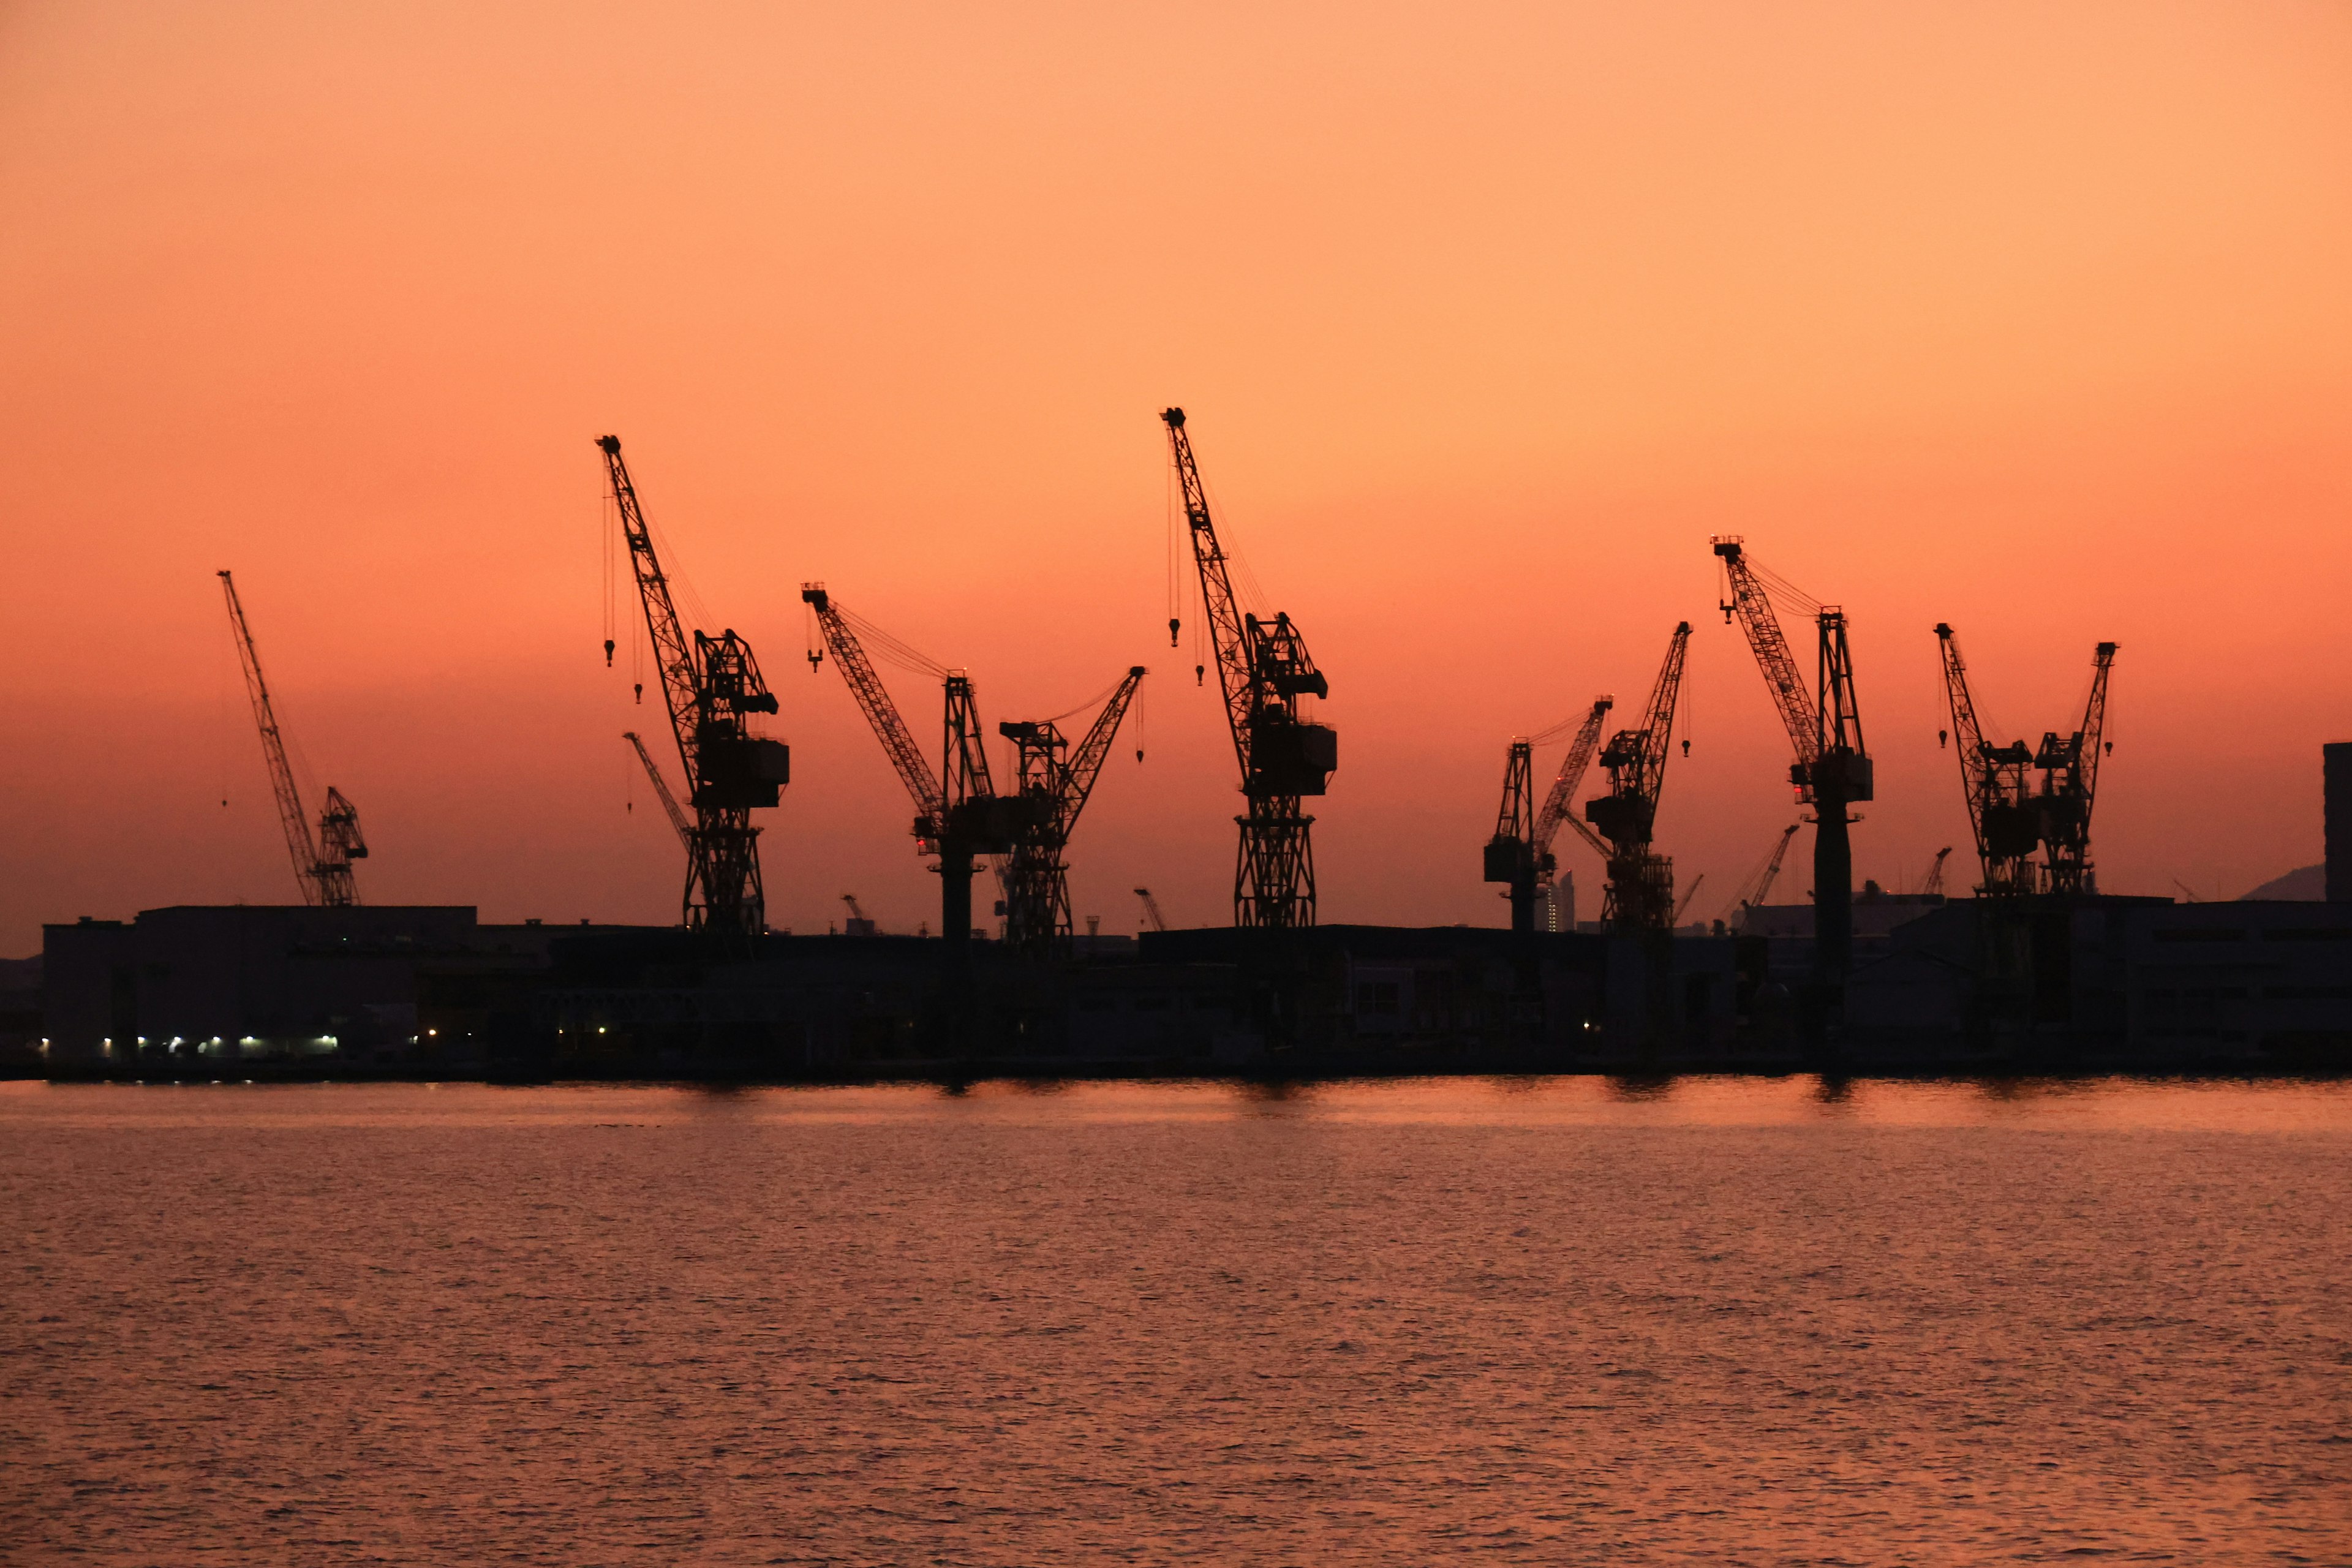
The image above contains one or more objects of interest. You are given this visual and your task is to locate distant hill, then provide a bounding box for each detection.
[2241,864,2324,900]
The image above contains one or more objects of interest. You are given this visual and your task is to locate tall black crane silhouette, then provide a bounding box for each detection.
[598,437,788,938]
[219,569,367,907]
[1586,623,1692,932]
[1713,538,1871,996]
[1484,698,1612,933]
[1161,408,1336,928]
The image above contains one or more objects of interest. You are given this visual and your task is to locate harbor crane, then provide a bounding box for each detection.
[1134,888,1168,933]
[2036,642,2119,896]
[801,585,1024,973]
[1934,625,2117,896]
[598,437,788,938]
[1718,823,1801,930]
[623,731,691,846]
[1934,624,2037,898]
[219,570,368,906]
[1161,408,1337,928]
[1922,845,1953,898]
[1483,698,1612,933]
[1585,622,1693,931]
[997,668,1148,959]
[1713,538,1871,993]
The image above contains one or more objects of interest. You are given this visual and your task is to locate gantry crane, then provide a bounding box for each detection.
[598,437,788,939]
[2035,642,2119,896]
[1161,409,1336,929]
[1134,888,1168,933]
[997,668,1148,960]
[1713,538,1872,992]
[1585,623,1692,931]
[1483,698,1612,933]
[1934,624,2037,898]
[800,585,1023,972]
[623,731,691,846]
[219,570,368,907]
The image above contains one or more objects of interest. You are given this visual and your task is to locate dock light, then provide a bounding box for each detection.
[598,1027,607,1034]
[137,1036,148,1046]
[426,1028,437,1037]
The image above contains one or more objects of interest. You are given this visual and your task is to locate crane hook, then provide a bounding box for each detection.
[1194,664,1204,686]
[807,648,824,673]
[1681,739,1690,758]
[603,638,615,668]
[1168,617,1180,648]
[633,682,643,704]
[1938,728,1948,749]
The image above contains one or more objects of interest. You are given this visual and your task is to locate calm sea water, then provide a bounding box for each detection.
[4,1077,2348,1565]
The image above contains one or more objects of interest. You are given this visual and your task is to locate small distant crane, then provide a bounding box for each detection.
[1717,823,1801,930]
[623,731,691,846]
[219,570,367,907]
[840,894,876,937]
[1585,622,1693,931]
[1673,873,1706,926]
[1135,888,1168,933]
[1922,845,1953,898]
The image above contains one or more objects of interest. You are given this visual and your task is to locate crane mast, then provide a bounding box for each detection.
[1713,537,1871,999]
[997,667,1148,958]
[1484,696,1611,933]
[1161,408,1336,929]
[2035,642,2118,896]
[598,437,786,938]
[624,730,692,846]
[219,570,365,907]
[1934,624,2035,897]
[1586,622,1692,931]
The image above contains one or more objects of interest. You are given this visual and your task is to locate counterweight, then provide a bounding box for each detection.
[1162,409,1336,929]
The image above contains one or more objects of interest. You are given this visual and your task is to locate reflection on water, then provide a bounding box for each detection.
[2,1077,2347,1563]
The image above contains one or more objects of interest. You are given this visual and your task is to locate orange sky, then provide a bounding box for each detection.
[3,1,2350,952]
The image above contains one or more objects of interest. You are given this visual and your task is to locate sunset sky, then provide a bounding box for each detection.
[2,1,2349,952]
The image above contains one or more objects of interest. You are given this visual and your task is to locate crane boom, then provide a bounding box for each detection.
[800,585,944,831]
[597,437,784,938]
[219,570,361,907]
[1135,888,1168,933]
[624,730,691,845]
[1712,537,1820,783]
[1161,407,1335,930]
[1532,699,1613,867]
[598,438,701,786]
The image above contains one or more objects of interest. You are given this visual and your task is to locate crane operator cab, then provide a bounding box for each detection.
[1243,611,1336,796]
